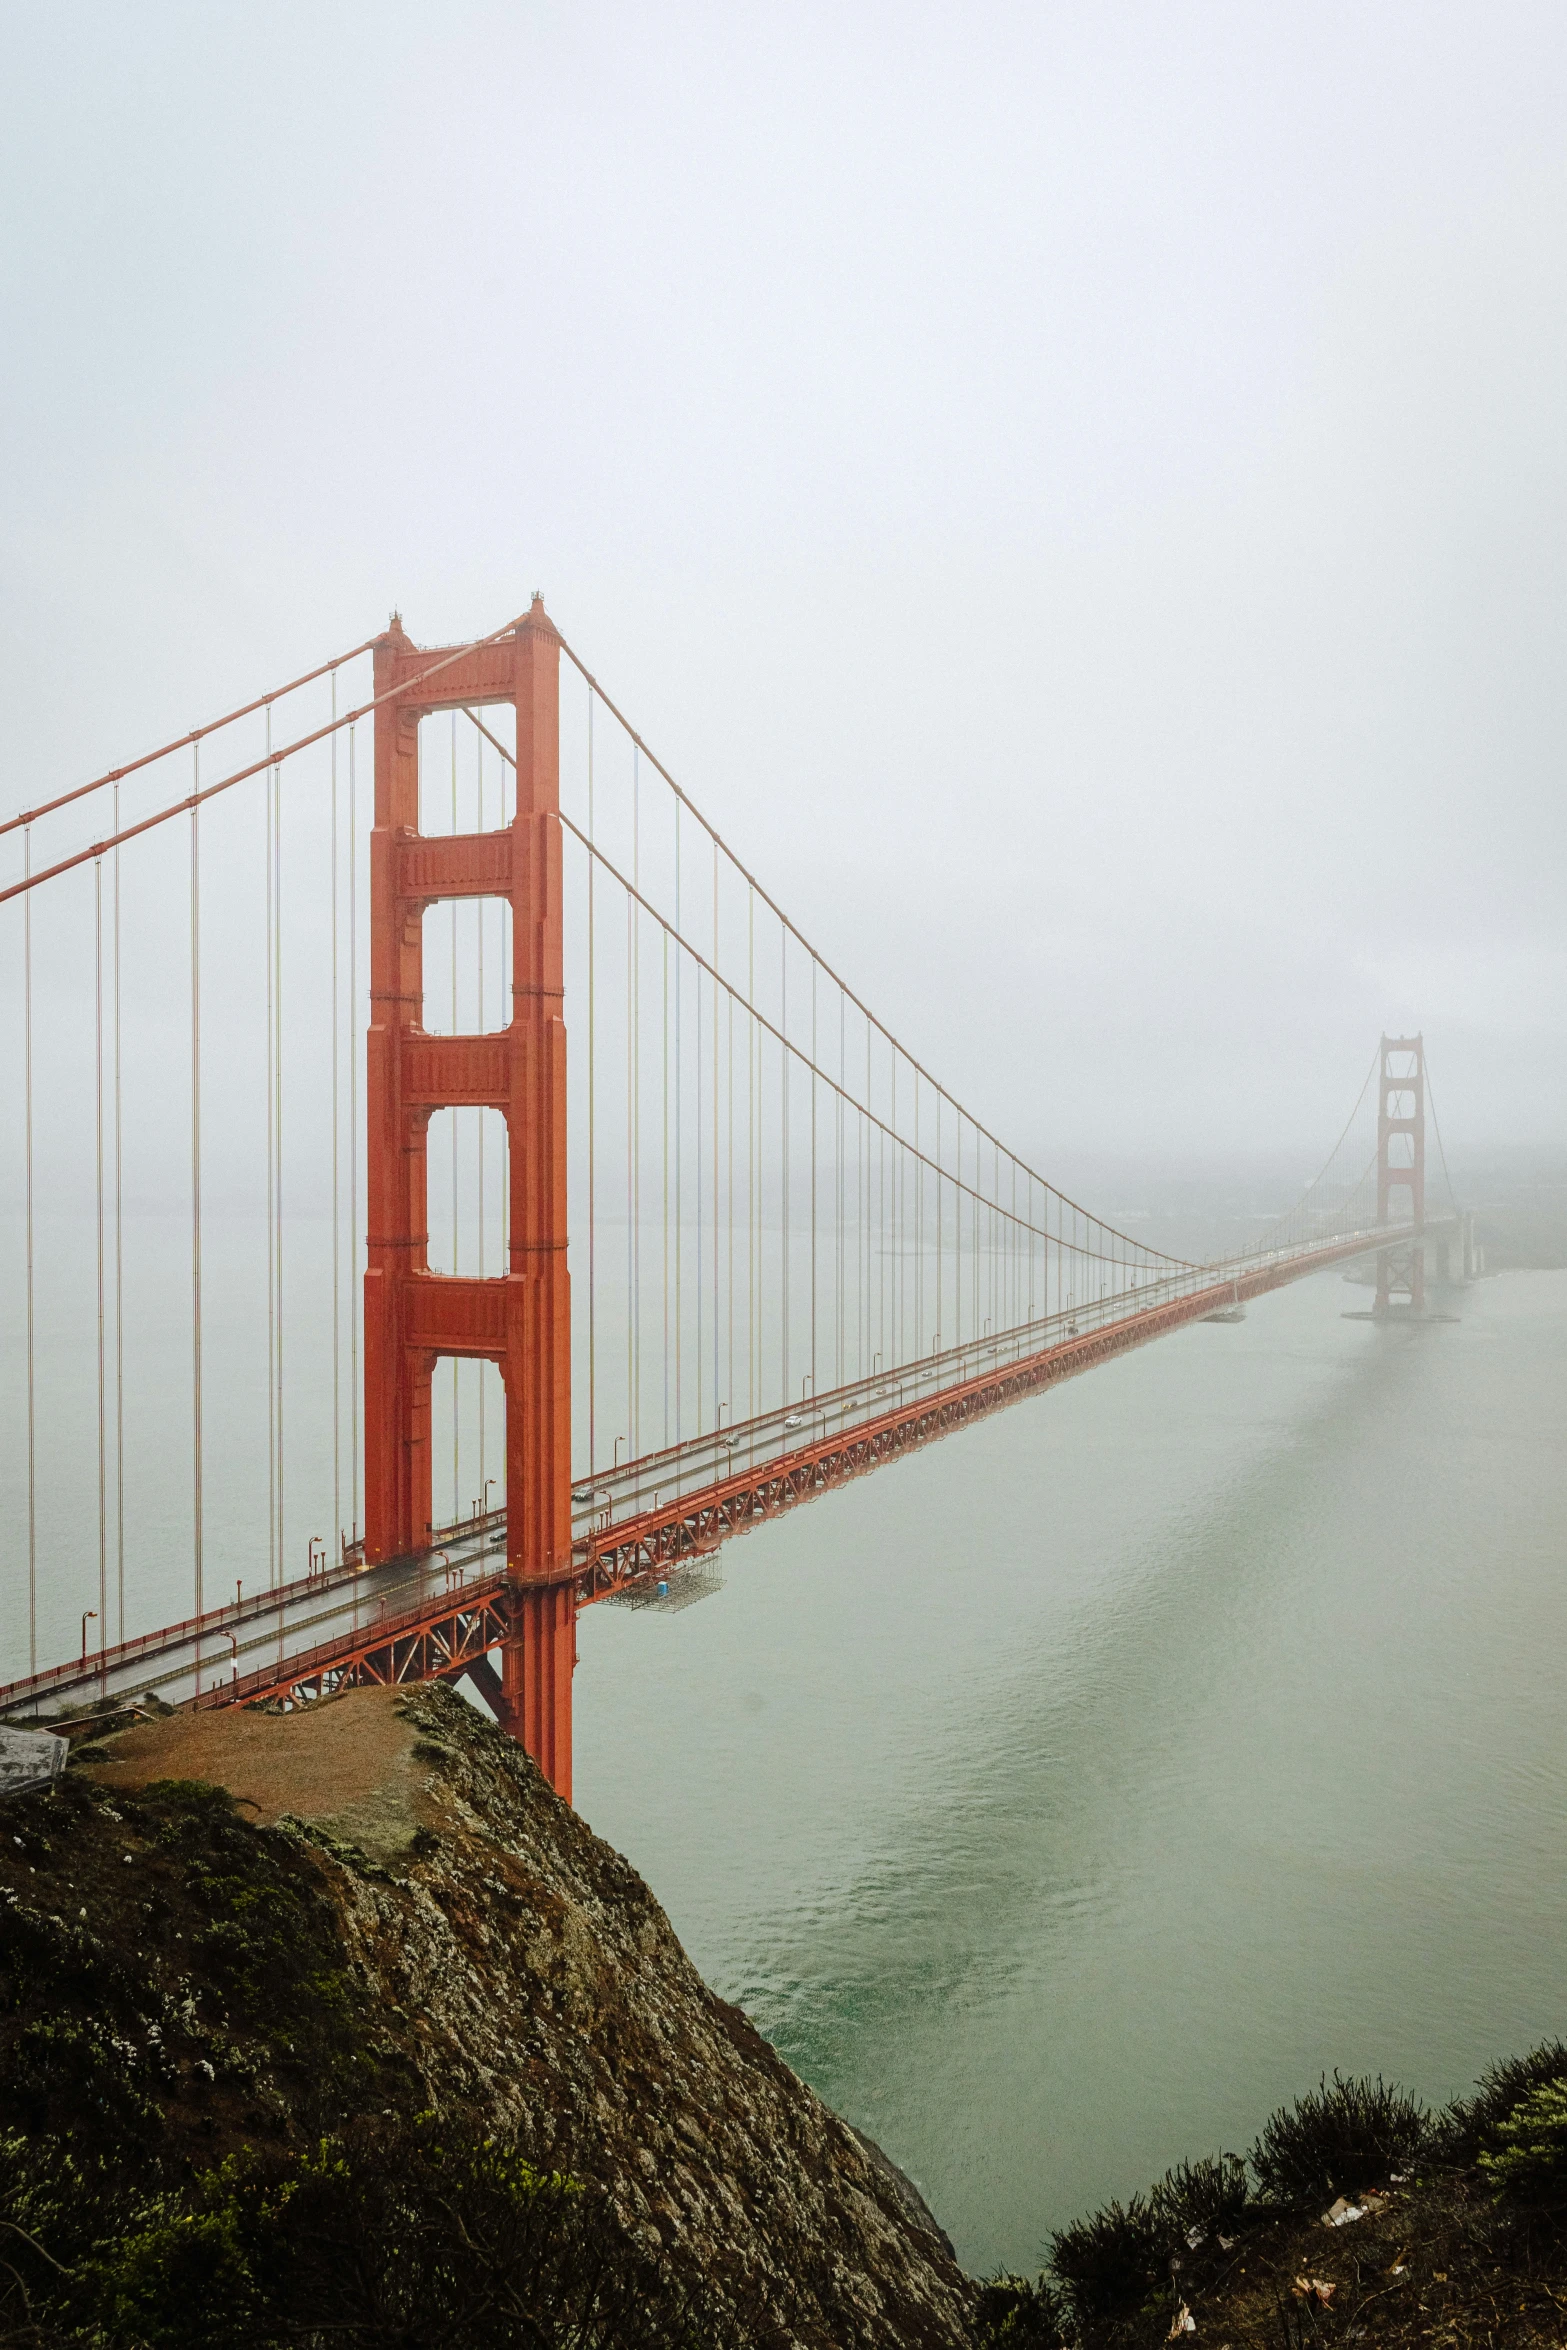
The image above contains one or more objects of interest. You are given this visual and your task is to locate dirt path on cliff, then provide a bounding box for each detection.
[86,1689,439,1860]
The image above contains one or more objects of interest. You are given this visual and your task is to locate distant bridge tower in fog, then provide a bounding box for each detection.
[1376,1034,1426,1315]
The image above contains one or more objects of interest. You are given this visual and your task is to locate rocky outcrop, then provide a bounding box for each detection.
[71,1684,972,2348]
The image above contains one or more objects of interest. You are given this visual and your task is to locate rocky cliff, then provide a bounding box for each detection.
[3,1682,971,2348]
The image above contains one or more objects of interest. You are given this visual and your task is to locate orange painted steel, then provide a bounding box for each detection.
[191,1581,521,1714]
[199,1215,1456,1731]
[575,1221,1452,1597]
[362,600,575,1798]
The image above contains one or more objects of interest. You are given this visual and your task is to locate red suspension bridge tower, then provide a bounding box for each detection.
[364,598,575,1796]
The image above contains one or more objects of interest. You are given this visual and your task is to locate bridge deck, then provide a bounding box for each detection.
[0,1222,1453,1726]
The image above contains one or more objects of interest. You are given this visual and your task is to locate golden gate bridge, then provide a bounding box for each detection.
[0,600,1466,1799]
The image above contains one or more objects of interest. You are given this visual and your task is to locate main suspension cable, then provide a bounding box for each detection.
[549,800,1149,1261]
[1250,1045,1381,1253]
[0,606,541,908]
[0,635,380,839]
[552,633,1187,1268]
[1425,1065,1461,1213]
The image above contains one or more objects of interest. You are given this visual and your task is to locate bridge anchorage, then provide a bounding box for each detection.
[0,603,1465,1802]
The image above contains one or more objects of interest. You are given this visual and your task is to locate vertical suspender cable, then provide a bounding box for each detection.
[864,1020,871,1378]
[837,990,845,1388]
[903,1062,911,1364]
[914,1080,922,1360]
[902,1066,911,1363]
[695,838,703,1428]
[274,743,286,1582]
[866,1047,873,1379]
[747,888,755,1420]
[477,733,486,1496]
[713,838,720,1419]
[909,1082,917,1361]
[1011,1156,1018,1331]
[985,1140,992,1338]
[113,787,124,1640]
[661,922,670,1452]
[990,1138,997,1338]
[94,856,106,1676]
[972,1118,979,1337]
[695,872,704,1428]
[895,1057,903,1364]
[586,689,596,1471]
[727,945,735,1422]
[191,754,204,1625]
[780,929,789,1405]
[987,1144,993,1333]
[632,748,642,1462]
[265,723,277,1588]
[330,679,341,1549]
[674,801,683,1440]
[618,744,631,1461]
[809,960,818,1395]
[890,1050,897,1367]
[22,826,35,1673]
[451,714,459,1522]
[348,722,360,1546]
[877,1039,885,1371]
[955,1110,963,1345]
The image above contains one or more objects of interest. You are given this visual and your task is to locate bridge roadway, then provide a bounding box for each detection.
[0,1220,1453,1728]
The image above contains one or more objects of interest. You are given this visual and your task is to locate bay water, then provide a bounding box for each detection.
[574,1264,1567,2274]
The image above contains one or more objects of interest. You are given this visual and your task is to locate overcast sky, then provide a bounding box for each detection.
[3,1,1564,1169]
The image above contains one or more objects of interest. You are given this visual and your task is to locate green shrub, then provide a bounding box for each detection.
[1477,2078,1567,2204]
[1437,2040,1567,2164]
[1048,2194,1167,2321]
[5,2115,737,2349]
[102,2117,730,2348]
[87,2194,263,2350]
[1248,2073,1429,2206]
[972,2271,1068,2345]
[1149,2153,1249,2245]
